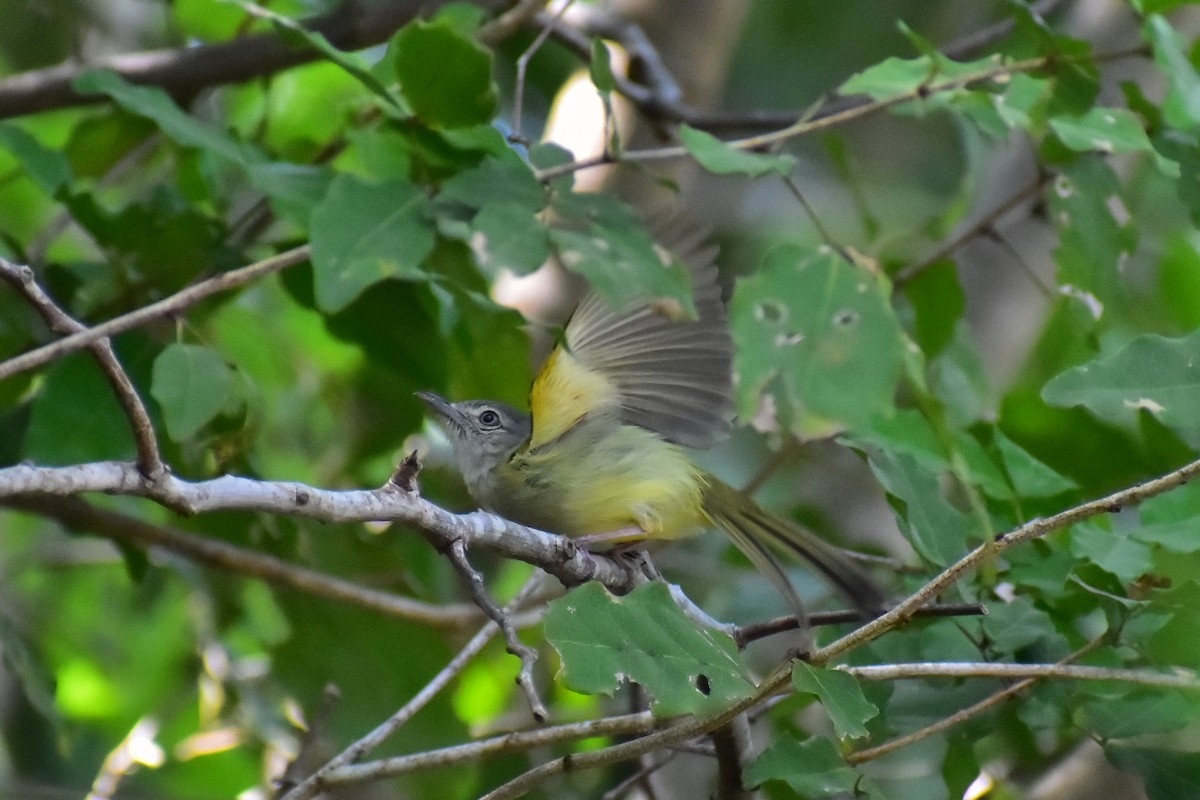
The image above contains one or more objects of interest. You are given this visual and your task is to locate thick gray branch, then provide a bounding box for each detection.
[0,461,640,594]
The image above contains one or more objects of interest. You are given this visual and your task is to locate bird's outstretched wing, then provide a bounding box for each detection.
[529,222,734,449]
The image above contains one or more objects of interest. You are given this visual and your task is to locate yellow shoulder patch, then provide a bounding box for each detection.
[528,346,617,448]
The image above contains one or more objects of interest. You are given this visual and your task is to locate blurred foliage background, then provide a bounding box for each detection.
[2,0,1200,798]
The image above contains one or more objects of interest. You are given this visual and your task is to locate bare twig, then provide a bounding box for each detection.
[844,661,1199,690]
[0,258,164,477]
[847,636,1106,765]
[478,0,552,47]
[512,0,575,143]
[940,0,1069,61]
[733,603,987,649]
[323,711,656,785]
[2,494,482,629]
[0,245,310,383]
[279,573,546,800]
[710,714,753,800]
[443,538,548,722]
[893,174,1050,287]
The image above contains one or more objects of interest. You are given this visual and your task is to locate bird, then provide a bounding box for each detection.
[418,224,887,622]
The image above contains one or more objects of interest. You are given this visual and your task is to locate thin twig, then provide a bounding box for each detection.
[846,635,1106,765]
[324,711,656,785]
[512,0,575,143]
[278,573,545,800]
[2,494,483,629]
[893,174,1050,287]
[844,662,1199,689]
[810,455,1200,667]
[0,258,164,478]
[0,245,310,383]
[444,538,548,722]
[533,46,1148,183]
[733,603,987,649]
[478,0,552,46]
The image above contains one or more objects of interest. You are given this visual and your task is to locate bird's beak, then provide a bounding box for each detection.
[416,391,465,433]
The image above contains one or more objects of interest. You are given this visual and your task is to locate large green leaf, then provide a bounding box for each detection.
[1042,330,1200,447]
[744,735,865,795]
[543,582,754,717]
[1051,106,1180,176]
[390,19,497,128]
[678,124,796,177]
[309,173,435,312]
[732,245,904,436]
[151,343,239,441]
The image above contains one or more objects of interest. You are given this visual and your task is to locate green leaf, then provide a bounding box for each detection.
[1079,691,1195,739]
[549,193,692,314]
[1145,15,1200,132]
[0,123,73,194]
[1047,157,1137,311]
[151,343,238,441]
[731,245,905,437]
[234,0,403,109]
[678,124,796,177]
[1050,107,1180,176]
[469,203,550,276]
[391,19,497,128]
[542,582,754,717]
[1042,330,1200,447]
[245,162,333,225]
[25,356,136,463]
[73,69,257,165]
[993,430,1077,498]
[309,173,435,312]
[854,444,974,566]
[1106,745,1200,800]
[791,662,879,739]
[981,596,1059,653]
[745,735,864,795]
[1070,523,1156,583]
[839,52,1000,102]
[437,156,544,212]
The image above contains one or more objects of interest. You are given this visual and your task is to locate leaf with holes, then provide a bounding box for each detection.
[731,245,905,437]
[543,582,753,716]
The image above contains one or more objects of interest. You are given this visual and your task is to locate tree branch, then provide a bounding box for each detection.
[278,573,545,800]
[2,494,482,629]
[0,461,642,595]
[844,661,1199,690]
[0,257,164,478]
[846,635,1107,765]
[810,455,1200,666]
[322,711,656,785]
[0,0,510,120]
[0,245,310,383]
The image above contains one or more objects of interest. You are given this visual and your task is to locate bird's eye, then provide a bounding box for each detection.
[478,409,501,428]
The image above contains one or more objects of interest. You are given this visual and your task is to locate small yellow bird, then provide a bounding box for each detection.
[419,230,886,620]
